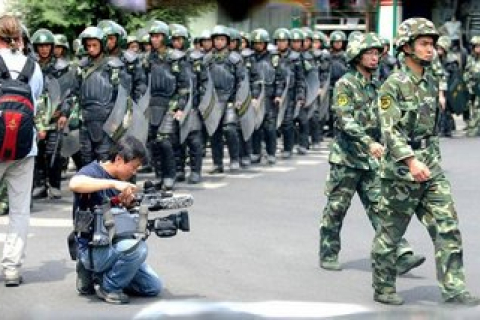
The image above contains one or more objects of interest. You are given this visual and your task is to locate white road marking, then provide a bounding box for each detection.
[0,217,72,227]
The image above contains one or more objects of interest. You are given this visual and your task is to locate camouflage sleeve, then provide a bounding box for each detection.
[35,94,49,131]
[378,75,415,162]
[332,78,373,149]
[173,58,191,112]
[431,54,447,91]
[294,58,306,102]
[463,57,474,94]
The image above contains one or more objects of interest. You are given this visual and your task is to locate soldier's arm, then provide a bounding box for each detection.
[173,58,191,111]
[274,56,286,98]
[34,94,49,132]
[333,78,374,149]
[378,77,415,162]
[294,58,306,102]
[463,58,474,94]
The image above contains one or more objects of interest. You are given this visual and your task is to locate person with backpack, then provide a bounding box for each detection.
[0,15,43,286]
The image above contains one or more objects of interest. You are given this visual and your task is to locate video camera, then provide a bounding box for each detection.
[72,180,193,255]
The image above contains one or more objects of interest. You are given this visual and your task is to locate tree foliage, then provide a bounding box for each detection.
[12,0,216,41]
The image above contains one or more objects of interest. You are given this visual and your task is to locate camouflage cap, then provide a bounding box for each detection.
[330,30,347,43]
[273,28,291,41]
[436,35,451,51]
[380,36,390,47]
[54,34,69,49]
[346,32,383,63]
[395,17,439,50]
[470,35,480,46]
[347,31,363,43]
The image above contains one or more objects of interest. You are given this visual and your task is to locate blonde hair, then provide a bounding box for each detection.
[0,15,21,51]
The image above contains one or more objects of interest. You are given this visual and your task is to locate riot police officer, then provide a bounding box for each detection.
[204,25,245,173]
[273,28,305,159]
[53,34,69,59]
[31,28,72,199]
[146,21,190,189]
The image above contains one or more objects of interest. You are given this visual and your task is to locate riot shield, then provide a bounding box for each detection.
[276,72,291,129]
[126,76,151,144]
[103,84,129,139]
[179,79,194,144]
[305,68,321,107]
[60,127,80,158]
[447,71,469,115]
[317,72,331,121]
[198,72,222,136]
[254,81,266,130]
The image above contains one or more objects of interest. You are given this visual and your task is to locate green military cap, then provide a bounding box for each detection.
[251,28,270,43]
[395,17,439,50]
[347,31,363,43]
[330,30,347,43]
[290,28,305,41]
[436,35,451,51]
[273,28,291,41]
[346,32,383,63]
[31,28,55,45]
[54,34,69,50]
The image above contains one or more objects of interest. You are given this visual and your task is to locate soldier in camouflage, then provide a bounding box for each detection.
[273,28,306,159]
[32,28,72,199]
[463,36,480,136]
[319,33,423,274]
[378,37,397,83]
[371,18,480,306]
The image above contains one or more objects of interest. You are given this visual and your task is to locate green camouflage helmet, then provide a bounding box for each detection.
[330,30,347,43]
[199,29,212,41]
[211,25,230,39]
[290,28,305,41]
[395,17,439,50]
[436,35,451,51]
[79,26,106,49]
[127,35,138,45]
[273,28,291,41]
[251,28,270,43]
[54,34,69,50]
[31,28,55,45]
[346,32,383,63]
[240,31,250,42]
[302,27,314,40]
[313,30,327,43]
[136,28,150,43]
[170,24,189,40]
[470,36,480,46]
[149,20,170,37]
[98,20,126,48]
[229,28,241,42]
[348,31,363,43]
[380,36,391,47]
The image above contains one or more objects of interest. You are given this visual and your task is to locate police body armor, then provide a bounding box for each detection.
[79,57,127,142]
[330,51,348,87]
[148,49,185,135]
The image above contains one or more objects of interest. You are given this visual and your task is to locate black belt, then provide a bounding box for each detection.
[408,136,436,150]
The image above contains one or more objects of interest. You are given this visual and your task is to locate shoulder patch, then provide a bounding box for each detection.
[337,93,349,107]
[380,95,392,110]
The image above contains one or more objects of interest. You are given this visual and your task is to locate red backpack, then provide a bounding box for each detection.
[0,55,35,161]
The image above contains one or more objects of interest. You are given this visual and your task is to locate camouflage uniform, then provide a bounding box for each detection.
[371,18,479,305]
[463,36,480,136]
[319,34,415,270]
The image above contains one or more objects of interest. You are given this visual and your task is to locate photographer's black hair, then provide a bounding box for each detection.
[108,136,148,164]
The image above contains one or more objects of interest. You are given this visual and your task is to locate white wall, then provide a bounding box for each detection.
[188,8,218,38]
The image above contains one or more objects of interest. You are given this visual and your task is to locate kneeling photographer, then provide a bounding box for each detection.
[69,136,162,304]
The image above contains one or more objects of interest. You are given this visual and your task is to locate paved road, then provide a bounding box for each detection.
[1,135,480,319]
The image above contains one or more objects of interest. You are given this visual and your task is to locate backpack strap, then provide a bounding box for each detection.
[0,55,11,80]
[17,57,35,83]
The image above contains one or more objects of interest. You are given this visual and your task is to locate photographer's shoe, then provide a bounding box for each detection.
[94,284,129,304]
[444,292,480,306]
[76,261,94,295]
[397,253,425,275]
[374,292,404,305]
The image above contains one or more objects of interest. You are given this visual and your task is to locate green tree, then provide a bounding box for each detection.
[12,0,216,42]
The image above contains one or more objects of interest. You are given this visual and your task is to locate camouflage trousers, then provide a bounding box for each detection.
[319,164,413,262]
[371,174,467,300]
[467,97,480,137]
